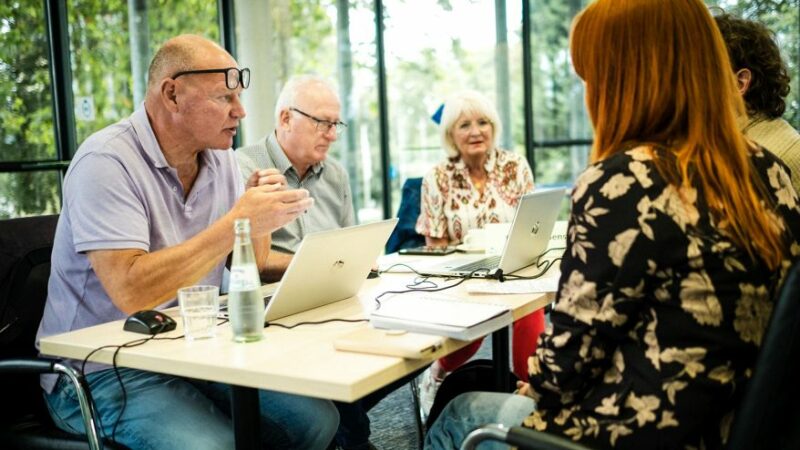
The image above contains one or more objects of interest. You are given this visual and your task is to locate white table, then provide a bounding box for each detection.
[40,254,557,449]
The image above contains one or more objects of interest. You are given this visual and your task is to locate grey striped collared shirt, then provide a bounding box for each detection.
[235,132,355,253]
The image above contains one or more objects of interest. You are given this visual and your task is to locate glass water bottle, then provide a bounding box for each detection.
[228,218,264,342]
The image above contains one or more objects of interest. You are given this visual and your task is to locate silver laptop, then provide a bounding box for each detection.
[220,219,397,322]
[263,219,397,322]
[418,188,566,278]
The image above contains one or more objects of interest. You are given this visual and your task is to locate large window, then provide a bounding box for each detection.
[382,1,525,211]
[529,0,591,187]
[1,1,799,220]
[69,0,220,144]
[234,0,384,223]
[0,0,219,219]
[0,1,58,218]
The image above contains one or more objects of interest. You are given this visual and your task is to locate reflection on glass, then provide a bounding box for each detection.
[384,0,523,212]
[533,145,591,187]
[530,0,591,144]
[237,1,384,224]
[0,171,61,219]
[68,0,220,145]
[0,0,55,163]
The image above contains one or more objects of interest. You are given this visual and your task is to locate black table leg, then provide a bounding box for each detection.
[231,385,261,450]
[491,325,512,392]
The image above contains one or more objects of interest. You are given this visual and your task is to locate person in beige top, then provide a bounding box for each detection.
[715,12,800,192]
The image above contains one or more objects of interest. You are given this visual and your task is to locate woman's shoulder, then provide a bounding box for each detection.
[577,146,660,183]
[749,145,790,171]
[571,146,667,205]
[425,158,458,177]
[748,146,797,204]
[493,147,527,164]
[421,158,461,189]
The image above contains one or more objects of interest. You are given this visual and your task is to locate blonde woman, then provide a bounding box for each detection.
[416,90,544,408]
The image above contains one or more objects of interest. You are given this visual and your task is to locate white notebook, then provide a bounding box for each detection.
[369,293,512,341]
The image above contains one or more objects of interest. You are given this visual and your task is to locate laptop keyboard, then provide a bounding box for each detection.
[453,255,501,273]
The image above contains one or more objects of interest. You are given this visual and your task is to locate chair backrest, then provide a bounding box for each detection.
[385,177,426,253]
[727,259,800,450]
[0,214,59,423]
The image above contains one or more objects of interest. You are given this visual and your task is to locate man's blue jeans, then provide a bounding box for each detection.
[424,391,536,450]
[45,367,339,450]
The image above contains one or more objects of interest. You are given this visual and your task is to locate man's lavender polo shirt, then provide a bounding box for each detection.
[36,107,243,392]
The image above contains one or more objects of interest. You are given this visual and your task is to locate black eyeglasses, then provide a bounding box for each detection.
[290,107,348,135]
[171,67,250,90]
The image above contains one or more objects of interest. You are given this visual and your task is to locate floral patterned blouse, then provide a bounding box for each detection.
[524,146,800,449]
[416,147,534,243]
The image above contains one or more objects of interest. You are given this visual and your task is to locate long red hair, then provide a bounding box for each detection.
[570,0,785,269]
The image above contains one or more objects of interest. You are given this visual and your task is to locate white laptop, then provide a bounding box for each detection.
[220,219,398,322]
[417,188,566,278]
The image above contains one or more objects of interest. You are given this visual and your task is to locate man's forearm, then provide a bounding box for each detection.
[90,213,240,313]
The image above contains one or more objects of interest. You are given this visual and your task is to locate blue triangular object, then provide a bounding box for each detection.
[431,104,444,125]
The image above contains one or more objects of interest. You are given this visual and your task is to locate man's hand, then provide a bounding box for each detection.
[231,185,313,238]
[246,168,287,191]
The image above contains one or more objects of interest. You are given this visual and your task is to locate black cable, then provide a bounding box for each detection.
[500,257,562,281]
[265,318,369,329]
[373,267,490,310]
[406,276,436,289]
[378,262,427,276]
[489,247,566,282]
[79,318,201,445]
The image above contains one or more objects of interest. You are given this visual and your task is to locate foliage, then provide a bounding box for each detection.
[0,0,218,218]
[0,1,57,218]
[1,0,798,219]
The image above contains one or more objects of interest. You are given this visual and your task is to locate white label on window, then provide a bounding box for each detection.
[74,96,95,122]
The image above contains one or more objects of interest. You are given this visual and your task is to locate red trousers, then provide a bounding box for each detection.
[437,309,545,381]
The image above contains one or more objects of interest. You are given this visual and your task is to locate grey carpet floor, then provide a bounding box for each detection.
[367,336,495,450]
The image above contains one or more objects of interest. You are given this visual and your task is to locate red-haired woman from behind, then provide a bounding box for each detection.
[425,0,800,449]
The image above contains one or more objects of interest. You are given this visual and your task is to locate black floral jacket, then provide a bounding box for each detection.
[525,146,800,450]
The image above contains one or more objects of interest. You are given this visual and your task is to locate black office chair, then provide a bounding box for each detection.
[0,214,121,450]
[460,424,592,450]
[725,259,800,449]
[460,259,800,450]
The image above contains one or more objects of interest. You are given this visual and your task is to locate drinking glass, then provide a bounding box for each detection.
[178,285,219,341]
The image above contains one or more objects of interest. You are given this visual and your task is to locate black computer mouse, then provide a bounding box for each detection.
[123,310,177,335]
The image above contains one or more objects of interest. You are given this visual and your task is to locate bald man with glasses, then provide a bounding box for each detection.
[36,35,339,450]
[236,75,355,282]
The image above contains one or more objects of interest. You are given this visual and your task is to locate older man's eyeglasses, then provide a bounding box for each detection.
[171,67,250,90]
[290,107,347,135]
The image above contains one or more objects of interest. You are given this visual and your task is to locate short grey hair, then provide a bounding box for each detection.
[439,90,502,158]
[274,75,339,124]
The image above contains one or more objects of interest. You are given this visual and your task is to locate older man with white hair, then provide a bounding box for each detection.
[237,76,386,450]
[236,75,355,282]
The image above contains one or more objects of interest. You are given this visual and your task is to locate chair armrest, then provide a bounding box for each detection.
[0,357,58,374]
[0,357,103,450]
[460,424,594,450]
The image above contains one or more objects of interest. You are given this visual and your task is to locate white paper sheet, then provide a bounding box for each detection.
[467,277,559,295]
